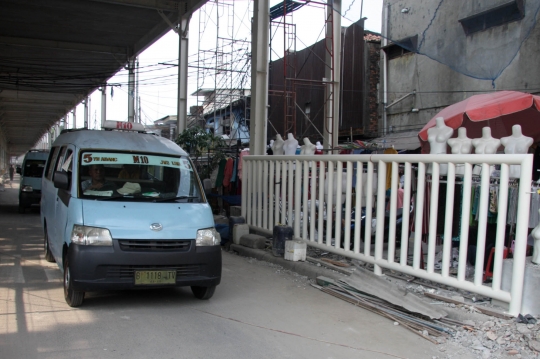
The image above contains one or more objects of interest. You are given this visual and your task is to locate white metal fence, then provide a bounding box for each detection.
[241,154,533,316]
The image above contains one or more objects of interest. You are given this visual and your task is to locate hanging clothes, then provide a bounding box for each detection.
[222,158,234,189]
[384,147,398,190]
[231,158,238,183]
[215,158,227,188]
[507,187,518,225]
[529,192,540,228]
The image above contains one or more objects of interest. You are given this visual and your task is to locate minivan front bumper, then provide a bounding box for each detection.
[19,190,41,207]
[67,240,221,292]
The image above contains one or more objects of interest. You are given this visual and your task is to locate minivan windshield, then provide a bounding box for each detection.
[24,159,46,178]
[78,151,204,202]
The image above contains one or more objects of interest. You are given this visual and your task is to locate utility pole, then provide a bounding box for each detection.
[128,57,136,122]
[177,15,191,133]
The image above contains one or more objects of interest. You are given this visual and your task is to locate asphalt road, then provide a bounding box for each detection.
[0,176,458,359]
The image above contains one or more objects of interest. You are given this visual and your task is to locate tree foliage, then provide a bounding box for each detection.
[175,126,227,179]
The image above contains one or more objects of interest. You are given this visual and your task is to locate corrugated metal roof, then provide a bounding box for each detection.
[270,0,306,21]
[368,131,421,151]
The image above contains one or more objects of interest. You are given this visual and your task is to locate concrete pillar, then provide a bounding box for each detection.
[83,97,89,129]
[323,0,341,151]
[72,110,76,129]
[250,0,270,155]
[177,15,191,134]
[128,58,136,122]
[101,85,107,128]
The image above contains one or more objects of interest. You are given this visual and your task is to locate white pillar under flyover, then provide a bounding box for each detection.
[101,85,107,128]
[323,0,341,151]
[72,110,76,129]
[250,0,270,156]
[83,97,89,129]
[128,58,136,122]
[177,15,191,134]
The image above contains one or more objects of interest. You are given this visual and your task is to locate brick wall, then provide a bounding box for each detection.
[366,40,381,137]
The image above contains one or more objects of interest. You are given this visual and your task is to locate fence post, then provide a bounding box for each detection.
[241,159,248,219]
[374,160,387,276]
[509,155,533,315]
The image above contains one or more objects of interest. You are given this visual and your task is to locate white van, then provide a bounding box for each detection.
[41,121,221,307]
[17,149,49,213]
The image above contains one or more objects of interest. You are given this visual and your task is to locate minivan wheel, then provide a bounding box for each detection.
[191,285,216,300]
[63,257,84,307]
[44,230,55,263]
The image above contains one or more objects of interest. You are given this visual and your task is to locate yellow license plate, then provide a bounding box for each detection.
[134,270,176,285]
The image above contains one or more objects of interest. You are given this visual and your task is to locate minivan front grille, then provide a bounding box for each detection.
[104,265,201,279]
[118,240,191,252]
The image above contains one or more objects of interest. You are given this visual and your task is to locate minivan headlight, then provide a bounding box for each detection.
[196,228,220,246]
[71,225,113,246]
[21,185,33,192]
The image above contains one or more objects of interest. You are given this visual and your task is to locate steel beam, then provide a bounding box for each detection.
[86,0,185,11]
[0,36,127,55]
[0,98,73,106]
[133,10,177,55]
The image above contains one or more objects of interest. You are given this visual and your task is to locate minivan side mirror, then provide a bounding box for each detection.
[53,171,71,190]
[16,167,21,174]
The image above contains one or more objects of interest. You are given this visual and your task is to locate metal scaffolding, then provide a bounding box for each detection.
[191,0,252,143]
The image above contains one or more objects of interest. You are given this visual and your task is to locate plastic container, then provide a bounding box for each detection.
[272,225,293,257]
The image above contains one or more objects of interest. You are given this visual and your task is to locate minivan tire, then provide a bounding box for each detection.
[44,229,55,263]
[18,204,25,214]
[64,257,84,307]
[191,285,216,300]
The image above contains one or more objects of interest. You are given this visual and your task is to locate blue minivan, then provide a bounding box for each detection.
[17,149,49,213]
[41,121,221,307]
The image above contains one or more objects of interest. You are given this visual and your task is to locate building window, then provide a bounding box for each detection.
[383,35,418,60]
[459,0,524,35]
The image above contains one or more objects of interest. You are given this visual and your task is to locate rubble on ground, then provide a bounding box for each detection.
[232,243,540,358]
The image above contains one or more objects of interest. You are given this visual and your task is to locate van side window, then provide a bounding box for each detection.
[45,147,61,181]
[55,147,68,172]
[62,151,73,173]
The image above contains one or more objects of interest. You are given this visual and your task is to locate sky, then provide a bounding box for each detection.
[70,0,383,130]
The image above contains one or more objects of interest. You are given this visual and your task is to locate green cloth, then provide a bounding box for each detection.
[215,158,227,187]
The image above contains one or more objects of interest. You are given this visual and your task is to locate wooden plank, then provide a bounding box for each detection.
[306,256,352,275]
[320,258,350,267]
[423,292,514,320]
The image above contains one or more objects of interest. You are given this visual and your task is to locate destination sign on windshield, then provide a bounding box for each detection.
[81,152,192,171]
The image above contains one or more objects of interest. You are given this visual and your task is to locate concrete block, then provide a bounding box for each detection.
[233,224,250,245]
[230,206,242,217]
[284,240,307,261]
[239,234,267,249]
[500,257,540,315]
[229,216,245,244]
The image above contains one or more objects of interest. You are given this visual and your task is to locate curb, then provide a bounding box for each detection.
[229,244,346,282]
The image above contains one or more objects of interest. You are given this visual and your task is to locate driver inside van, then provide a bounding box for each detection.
[118,164,141,179]
[81,164,117,191]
